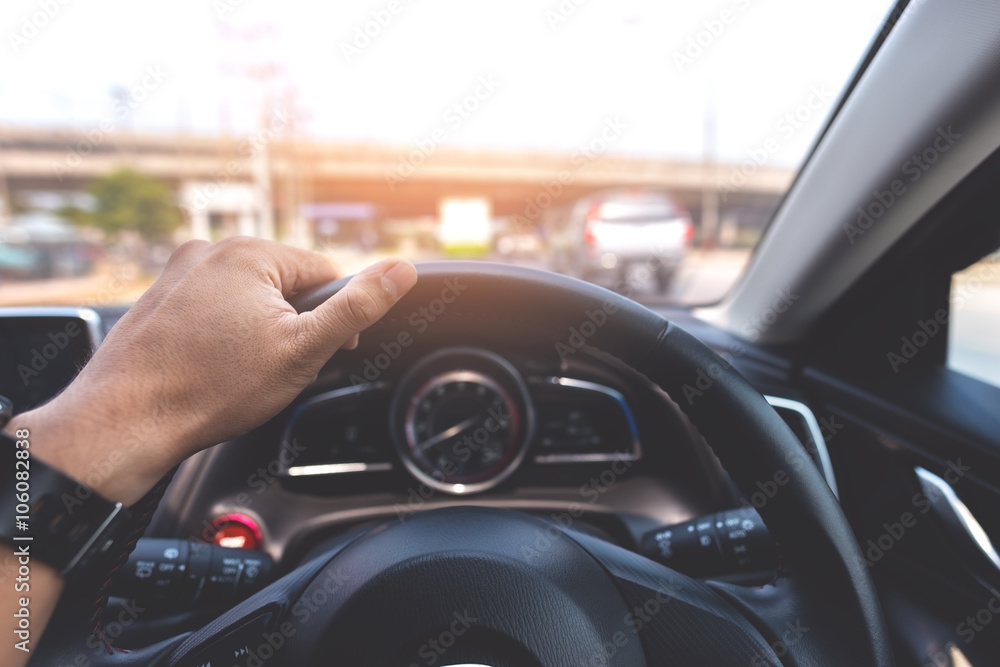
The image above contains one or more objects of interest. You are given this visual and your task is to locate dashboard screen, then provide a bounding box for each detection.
[0,312,98,412]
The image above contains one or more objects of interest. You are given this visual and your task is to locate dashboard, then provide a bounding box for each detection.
[0,305,836,576]
[0,302,850,657]
[251,333,726,563]
[0,307,103,411]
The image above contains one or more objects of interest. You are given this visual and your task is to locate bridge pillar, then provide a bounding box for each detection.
[238,211,256,237]
[188,207,210,241]
[288,214,312,249]
[255,197,275,240]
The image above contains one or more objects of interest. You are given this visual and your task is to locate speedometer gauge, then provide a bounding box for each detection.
[391,349,533,494]
[405,371,518,484]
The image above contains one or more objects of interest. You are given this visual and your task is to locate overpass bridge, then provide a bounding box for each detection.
[0,126,794,243]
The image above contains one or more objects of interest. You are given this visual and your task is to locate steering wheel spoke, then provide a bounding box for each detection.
[565,527,788,666]
[707,572,868,667]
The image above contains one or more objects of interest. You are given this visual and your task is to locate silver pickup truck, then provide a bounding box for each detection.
[545,189,692,293]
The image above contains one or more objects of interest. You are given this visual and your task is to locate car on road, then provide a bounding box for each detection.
[546,189,692,293]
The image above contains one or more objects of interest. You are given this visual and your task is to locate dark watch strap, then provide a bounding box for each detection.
[1,429,133,577]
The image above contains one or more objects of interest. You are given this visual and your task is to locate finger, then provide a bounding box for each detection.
[260,239,342,297]
[303,259,417,354]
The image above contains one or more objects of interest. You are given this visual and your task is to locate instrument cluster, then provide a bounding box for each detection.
[279,348,641,495]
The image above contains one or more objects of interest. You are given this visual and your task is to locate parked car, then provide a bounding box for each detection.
[546,189,692,292]
[0,214,99,280]
[492,218,545,258]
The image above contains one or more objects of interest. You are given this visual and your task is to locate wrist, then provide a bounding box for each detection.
[4,397,163,508]
[2,424,136,579]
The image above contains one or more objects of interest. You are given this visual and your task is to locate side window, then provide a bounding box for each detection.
[947,248,1000,387]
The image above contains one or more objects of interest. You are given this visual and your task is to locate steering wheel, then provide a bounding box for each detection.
[33,262,893,666]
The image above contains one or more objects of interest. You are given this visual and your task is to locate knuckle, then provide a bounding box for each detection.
[215,235,259,254]
[207,236,269,275]
[163,239,211,274]
[170,239,209,260]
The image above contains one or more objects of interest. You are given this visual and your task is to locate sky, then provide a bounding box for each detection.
[0,0,894,165]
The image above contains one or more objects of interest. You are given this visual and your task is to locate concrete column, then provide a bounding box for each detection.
[237,210,256,237]
[188,207,210,241]
[288,211,311,248]
[256,189,275,240]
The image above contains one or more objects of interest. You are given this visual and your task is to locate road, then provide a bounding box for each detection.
[1,248,996,390]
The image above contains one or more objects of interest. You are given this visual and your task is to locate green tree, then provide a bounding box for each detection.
[67,169,184,242]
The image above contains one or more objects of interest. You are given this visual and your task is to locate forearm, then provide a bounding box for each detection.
[1,407,155,667]
[0,543,61,667]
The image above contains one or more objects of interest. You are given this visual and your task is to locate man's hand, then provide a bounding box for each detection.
[10,238,418,506]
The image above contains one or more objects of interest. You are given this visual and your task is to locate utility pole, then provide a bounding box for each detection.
[110,85,135,168]
[0,89,18,226]
[0,126,11,226]
[218,21,283,240]
[281,87,312,248]
[700,81,719,251]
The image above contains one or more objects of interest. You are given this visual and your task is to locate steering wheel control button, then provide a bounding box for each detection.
[111,538,273,610]
[641,507,776,578]
[180,612,272,667]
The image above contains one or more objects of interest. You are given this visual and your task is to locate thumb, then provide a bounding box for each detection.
[305,258,418,354]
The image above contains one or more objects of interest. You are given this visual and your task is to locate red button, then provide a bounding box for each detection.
[209,513,262,550]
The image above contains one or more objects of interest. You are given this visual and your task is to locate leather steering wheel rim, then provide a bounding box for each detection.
[279,261,892,666]
[31,261,893,667]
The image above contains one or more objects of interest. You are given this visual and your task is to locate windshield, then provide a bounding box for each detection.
[0,0,894,308]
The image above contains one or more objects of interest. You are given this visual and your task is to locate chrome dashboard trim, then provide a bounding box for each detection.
[278,382,393,477]
[287,462,393,477]
[916,466,1000,571]
[764,395,839,499]
[0,306,104,350]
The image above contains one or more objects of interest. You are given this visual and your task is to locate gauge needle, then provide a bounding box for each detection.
[417,415,481,452]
